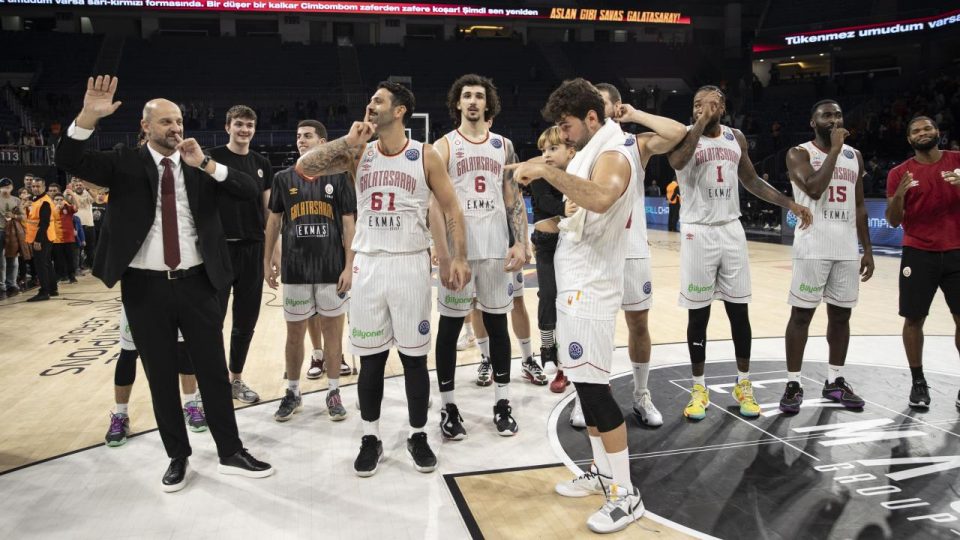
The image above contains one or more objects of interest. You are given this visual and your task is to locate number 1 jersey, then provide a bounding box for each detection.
[676,125,742,226]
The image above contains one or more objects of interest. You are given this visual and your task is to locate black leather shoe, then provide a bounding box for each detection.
[218,448,274,478]
[26,293,50,302]
[162,457,189,493]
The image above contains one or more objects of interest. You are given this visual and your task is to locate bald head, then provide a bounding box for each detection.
[140,99,183,154]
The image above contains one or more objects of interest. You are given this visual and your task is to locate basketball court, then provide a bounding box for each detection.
[1,230,957,538]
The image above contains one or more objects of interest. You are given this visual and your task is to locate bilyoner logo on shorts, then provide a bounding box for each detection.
[799,283,824,293]
[444,294,472,305]
[285,298,311,308]
[352,328,385,339]
[687,283,714,294]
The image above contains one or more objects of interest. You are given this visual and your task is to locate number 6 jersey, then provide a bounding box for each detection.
[352,139,432,255]
[791,141,860,260]
[443,129,510,261]
[676,124,742,226]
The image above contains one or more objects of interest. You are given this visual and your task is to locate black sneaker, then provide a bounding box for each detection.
[26,293,50,302]
[440,403,467,440]
[162,457,189,493]
[354,435,383,477]
[822,377,865,409]
[218,448,273,478]
[493,399,518,436]
[779,382,804,414]
[909,379,931,409]
[407,432,437,473]
[274,389,302,422]
[540,345,558,369]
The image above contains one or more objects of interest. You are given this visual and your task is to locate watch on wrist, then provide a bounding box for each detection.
[199,155,212,170]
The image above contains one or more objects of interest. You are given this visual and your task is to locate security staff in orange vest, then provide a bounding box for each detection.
[666,177,681,232]
[24,177,57,301]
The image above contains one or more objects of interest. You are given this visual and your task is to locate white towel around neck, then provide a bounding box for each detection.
[558,119,626,242]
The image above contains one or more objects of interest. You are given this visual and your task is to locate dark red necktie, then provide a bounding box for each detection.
[160,157,181,270]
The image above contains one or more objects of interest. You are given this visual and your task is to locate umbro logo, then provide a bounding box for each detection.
[289,187,298,195]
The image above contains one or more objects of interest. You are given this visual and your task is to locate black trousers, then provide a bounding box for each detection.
[532,230,559,331]
[668,203,680,232]
[33,242,57,295]
[82,226,97,268]
[53,243,75,280]
[122,268,242,459]
[217,241,264,374]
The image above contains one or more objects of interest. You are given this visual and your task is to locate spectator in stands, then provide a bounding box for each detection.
[65,178,96,270]
[646,180,661,197]
[51,191,78,284]
[1,177,21,299]
[15,186,33,290]
[666,177,680,232]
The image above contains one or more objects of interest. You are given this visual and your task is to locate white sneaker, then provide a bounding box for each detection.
[569,398,586,428]
[633,391,663,427]
[456,331,476,351]
[587,484,645,534]
[555,466,609,498]
[306,353,324,380]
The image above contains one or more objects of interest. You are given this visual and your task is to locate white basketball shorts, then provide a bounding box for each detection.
[438,259,514,317]
[282,283,349,321]
[621,258,653,311]
[788,259,860,309]
[678,220,752,309]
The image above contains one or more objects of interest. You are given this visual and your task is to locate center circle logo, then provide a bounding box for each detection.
[507,283,514,296]
[490,138,502,149]
[405,149,420,161]
[417,320,430,335]
[568,342,583,359]
[552,358,960,538]
[843,149,855,159]
[643,281,652,294]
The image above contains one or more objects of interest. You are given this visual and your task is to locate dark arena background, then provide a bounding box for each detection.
[0,1,959,538]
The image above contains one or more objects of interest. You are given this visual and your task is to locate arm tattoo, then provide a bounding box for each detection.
[296,137,357,178]
[667,123,704,171]
[445,213,467,259]
[504,141,526,245]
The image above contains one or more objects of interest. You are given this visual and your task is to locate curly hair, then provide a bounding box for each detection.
[377,81,416,125]
[446,74,501,123]
[541,78,605,124]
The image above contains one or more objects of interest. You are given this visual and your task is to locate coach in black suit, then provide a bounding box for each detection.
[55,76,273,492]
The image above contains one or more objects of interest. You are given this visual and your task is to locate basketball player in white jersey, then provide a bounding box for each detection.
[509,79,670,533]
[430,74,532,440]
[296,81,469,478]
[596,83,685,427]
[780,100,874,413]
[668,86,812,420]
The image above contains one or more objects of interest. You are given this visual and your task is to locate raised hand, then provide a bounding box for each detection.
[345,111,376,147]
[81,76,122,120]
[504,162,547,187]
[895,172,919,197]
[830,126,850,151]
[942,169,960,188]
[614,103,639,124]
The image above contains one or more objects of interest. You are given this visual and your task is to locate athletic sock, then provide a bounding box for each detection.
[632,363,650,398]
[288,379,300,396]
[363,420,380,438]
[408,426,425,438]
[588,435,612,477]
[477,337,491,359]
[910,366,925,382]
[313,349,323,361]
[692,374,706,387]
[606,447,634,492]
[116,403,128,415]
[495,382,509,403]
[540,329,555,348]
[328,378,339,391]
[519,338,533,360]
[440,390,455,407]
[827,365,841,384]
[787,371,801,384]
[738,370,750,383]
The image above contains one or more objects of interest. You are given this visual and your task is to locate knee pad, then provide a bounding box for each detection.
[574,382,623,433]
[114,348,138,386]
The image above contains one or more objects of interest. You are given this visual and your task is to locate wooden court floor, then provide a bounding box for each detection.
[0,229,956,474]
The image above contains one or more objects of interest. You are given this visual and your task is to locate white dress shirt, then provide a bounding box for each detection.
[67,123,229,270]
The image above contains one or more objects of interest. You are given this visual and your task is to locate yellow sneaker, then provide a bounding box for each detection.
[734,379,761,417]
[683,384,710,420]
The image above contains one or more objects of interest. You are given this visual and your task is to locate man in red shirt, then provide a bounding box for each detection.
[886,116,960,409]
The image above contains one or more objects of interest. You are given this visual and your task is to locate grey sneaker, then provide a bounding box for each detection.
[274,389,302,422]
[183,401,208,432]
[326,388,347,421]
[231,379,260,403]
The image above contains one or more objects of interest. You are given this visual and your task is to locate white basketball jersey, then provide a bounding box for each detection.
[677,125,742,225]
[352,139,431,255]
[443,130,509,260]
[623,135,649,259]
[792,141,860,260]
[556,147,637,320]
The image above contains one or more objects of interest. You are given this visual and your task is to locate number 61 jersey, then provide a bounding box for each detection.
[352,139,432,255]
[676,124,742,226]
[791,141,859,260]
[443,130,510,261]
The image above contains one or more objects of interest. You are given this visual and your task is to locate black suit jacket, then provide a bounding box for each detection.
[55,134,258,289]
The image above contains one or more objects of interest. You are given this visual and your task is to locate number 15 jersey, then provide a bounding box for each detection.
[676,125,742,226]
[352,139,431,255]
[791,141,860,260]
